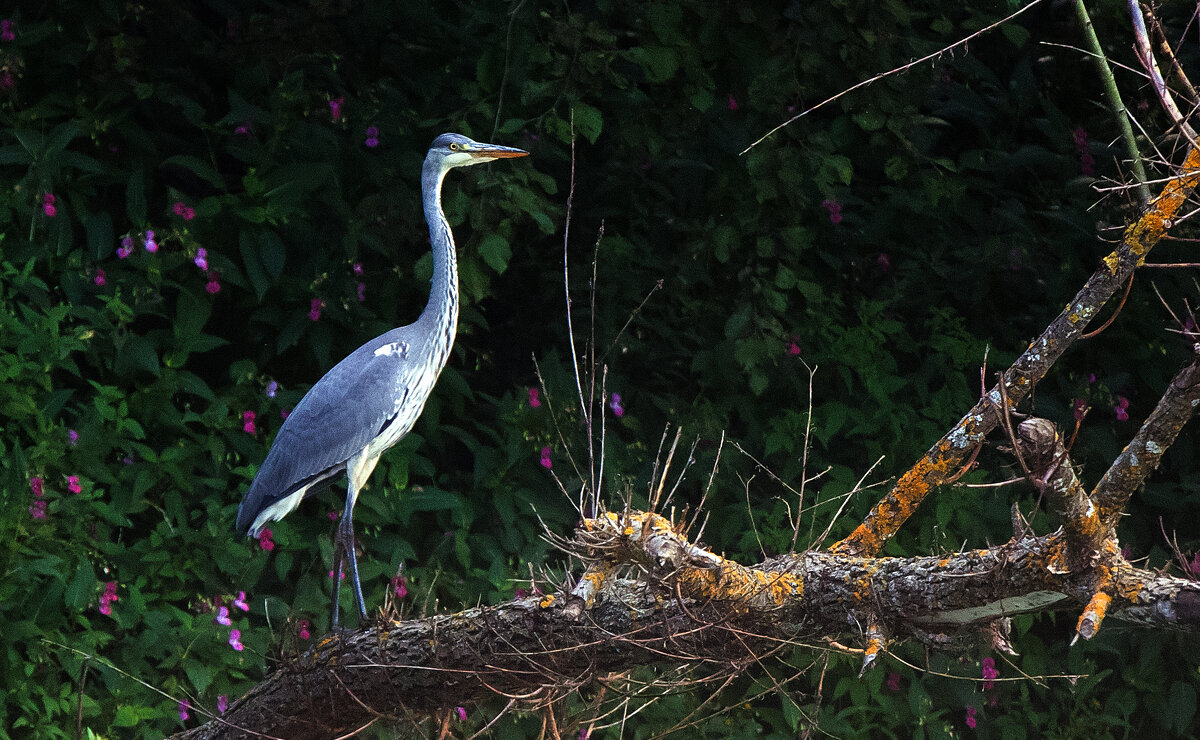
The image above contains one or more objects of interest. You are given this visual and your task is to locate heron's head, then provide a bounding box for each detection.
[429,132,528,170]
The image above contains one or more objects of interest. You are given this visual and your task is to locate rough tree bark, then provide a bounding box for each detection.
[174,28,1200,740]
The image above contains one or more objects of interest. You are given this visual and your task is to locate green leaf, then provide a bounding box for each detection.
[162,154,226,191]
[86,210,115,261]
[477,234,512,273]
[572,102,603,144]
[1168,681,1196,733]
[239,231,270,299]
[259,230,287,282]
[126,168,147,225]
[64,560,97,610]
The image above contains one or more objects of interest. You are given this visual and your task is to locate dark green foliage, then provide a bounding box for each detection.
[2,0,1198,736]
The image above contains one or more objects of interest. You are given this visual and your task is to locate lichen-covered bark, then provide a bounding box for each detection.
[174,514,1200,740]
[832,146,1200,558]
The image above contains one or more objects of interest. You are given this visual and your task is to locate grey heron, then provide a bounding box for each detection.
[235,132,528,627]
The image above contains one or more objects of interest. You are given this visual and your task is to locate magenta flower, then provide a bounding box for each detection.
[330,565,346,580]
[356,282,366,302]
[1114,396,1130,421]
[528,388,541,408]
[455,707,467,721]
[67,475,82,494]
[281,409,290,420]
[965,705,977,729]
[352,261,364,276]
[178,699,190,722]
[329,97,344,122]
[233,590,249,611]
[821,198,843,224]
[265,380,278,398]
[539,446,553,469]
[68,429,79,445]
[786,338,801,356]
[205,271,221,294]
[214,605,232,626]
[172,201,196,220]
[886,672,901,692]
[117,236,134,258]
[228,628,244,651]
[0,19,14,42]
[42,193,57,217]
[29,499,47,519]
[1088,372,1097,384]
[328,510,339,521]
[217,695,228,714]
[242,410,257,434]
[726,93,738,111]
[31,477,44,497]
[257,528,274,551]
[93,268,106,286]
[876,253,891,270]
[143,230,158,253]
[308,298,324,321]
[298,619,312,640]
[1072,398,1087,422]
[609,393,624,417]
[365,125,380,148]
[98,581,119,615]
[234,122,252,135]
[194,248,208,271]
[391,574,407,599]
[981,657,998,690]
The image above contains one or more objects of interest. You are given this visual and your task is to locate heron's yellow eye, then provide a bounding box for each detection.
[448,142,461,151]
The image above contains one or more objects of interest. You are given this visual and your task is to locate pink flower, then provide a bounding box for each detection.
[194,248,208,271]
[539,446,553,469]
[258,528,274,551]
[234,122,252,135]
[265,380,278,398]
[1088,372,1097,384]
[228,628,244,651]
[117,236,134,258]
[298,619,311,640]
[214,606,232,626]
[30,477,43,497]
[609,393,624,417]
[726,93,738,111]
[93,268,106,286]
[876,253,891,271]
[352,262,364,276]
[786,338,801,356]
[233,590,249,611]
[1114,396,1130,421]
[217,695,228,714]
[42,193,57,217]
[981,657,997,691]
[242,410,257,434]
[308,298,324,321]
[886,672,901,692]
[356,282,366,302]
[205,271,221,294]
[98,581,119,615]
[365,126,379,148]
[330,565,346,580]
[1072,398,1087,422]
[329,97,344,122]
[390,574,407,599]
[172,201,195,220]
[29,500,47,519]
[821,198,843,224]
[67,475,82,494]
[965,706,977,729]
[528,388,541,408]
[0,19,14,42]
[178,699,190,722]
[68,429,79,445]
[328,510,339,521]
[143,230,158,253]
[281,409,290,420]
[455,707,467,721]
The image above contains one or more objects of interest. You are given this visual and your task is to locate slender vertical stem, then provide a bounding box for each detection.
[1074,0,1151,205]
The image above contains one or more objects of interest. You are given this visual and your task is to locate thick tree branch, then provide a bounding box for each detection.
[176,512,1200,739]
[832,145,1200,558]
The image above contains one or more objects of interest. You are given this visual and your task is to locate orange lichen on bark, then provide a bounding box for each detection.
[676,560,804,610]
[1075,592,1111,640]
[1113,146,1200,267]
[833,444,962,556]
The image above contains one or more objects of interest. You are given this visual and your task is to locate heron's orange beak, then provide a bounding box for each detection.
[472,144,529,159]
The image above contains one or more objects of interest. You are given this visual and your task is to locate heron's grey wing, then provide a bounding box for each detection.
[236,330,422,534]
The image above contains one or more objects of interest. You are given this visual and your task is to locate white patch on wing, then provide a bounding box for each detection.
[250,487,308,535]
[374,341,409,358]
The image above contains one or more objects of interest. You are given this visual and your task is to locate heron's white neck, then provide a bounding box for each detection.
[418,160,459,364]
